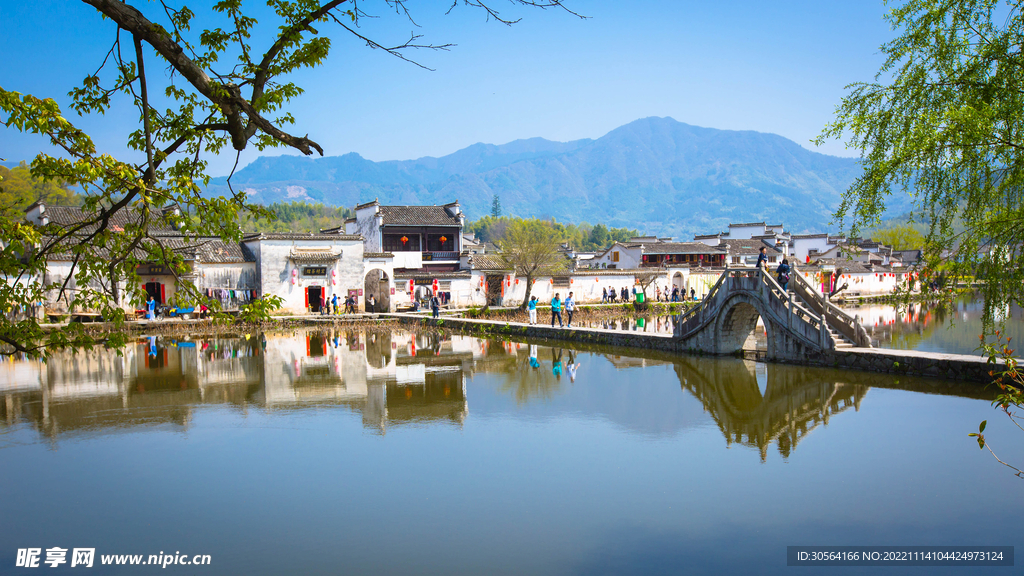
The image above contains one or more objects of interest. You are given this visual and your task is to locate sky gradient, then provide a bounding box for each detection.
[0,1,895,176]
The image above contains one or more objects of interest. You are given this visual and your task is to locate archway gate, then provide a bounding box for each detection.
[673,267,871,362]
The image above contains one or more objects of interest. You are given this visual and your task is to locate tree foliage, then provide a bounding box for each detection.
[238,201,352,233]
[0,162,81,217]
[468,216,637,252]
[0,0,578,355]
[497,219,565,310]
[817,0,1024,325]
[870,224,925,251]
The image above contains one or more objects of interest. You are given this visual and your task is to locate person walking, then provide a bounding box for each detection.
[620,286,628,303]
[602,286,608,303]
[776,258,792,291]
[671,287,679,302]
[527,295,538,325]
[550,292,563,327]
[656,285,662,302]
[690,287,696,301]
[331,293,338,315]
[320,293,328,315]
[756,246,768,270]
[146,295,156,320]
[565,291,576,328]
[431,294,440,319]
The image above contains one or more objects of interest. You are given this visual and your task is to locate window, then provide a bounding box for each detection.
[732,256,741,264]
[612,251,620,262]
[426,233,455,252]
[383,234,420,252]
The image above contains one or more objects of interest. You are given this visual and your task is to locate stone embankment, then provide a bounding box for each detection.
[386,313,1004,384]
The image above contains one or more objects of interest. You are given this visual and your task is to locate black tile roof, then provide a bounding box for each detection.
[718,239,783,255]
[37,205,180,234]
[379,205,461,227]
[640,242,728,255]
[242,232,362,241]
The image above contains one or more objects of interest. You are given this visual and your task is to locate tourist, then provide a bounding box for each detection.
[527,295,538,325]
[620,286,628,302]
[690,287,696,301]
[776,258,791,291]
[320,293,328,315]
[146,295,156,320]
[565,291,576,328]
[550,292,563,327]
[656,285,662,302]
[602,286,608,303]
[331,293,338,315]
[756,246,768,270]
[431,294,440,319]
[671,287,679,302]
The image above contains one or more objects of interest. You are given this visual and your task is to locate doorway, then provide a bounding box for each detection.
[144,282,164,304]
[306,286,323,313]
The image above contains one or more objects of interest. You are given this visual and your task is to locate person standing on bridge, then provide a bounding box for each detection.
[776,258,791,291]
[756,246,768,270]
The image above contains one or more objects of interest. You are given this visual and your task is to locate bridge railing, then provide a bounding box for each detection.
[791,270,871,347]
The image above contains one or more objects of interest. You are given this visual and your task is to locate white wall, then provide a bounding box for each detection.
[246,238,367,314]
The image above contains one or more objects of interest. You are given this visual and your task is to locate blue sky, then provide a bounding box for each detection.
[0,1,894,176]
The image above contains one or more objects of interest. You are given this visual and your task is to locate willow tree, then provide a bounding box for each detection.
[816,0,1024,325]
[0,0,579,354]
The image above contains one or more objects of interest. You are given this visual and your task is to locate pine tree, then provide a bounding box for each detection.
[490,194,502,218]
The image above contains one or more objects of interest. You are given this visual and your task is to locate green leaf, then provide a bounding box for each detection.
[979,420,987,433]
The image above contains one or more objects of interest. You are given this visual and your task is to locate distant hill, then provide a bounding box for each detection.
[206,117,906,238]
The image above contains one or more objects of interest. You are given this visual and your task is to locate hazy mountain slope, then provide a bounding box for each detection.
[206,117,897,238]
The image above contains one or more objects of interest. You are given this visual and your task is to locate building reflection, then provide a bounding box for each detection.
[0,329,905,458]
[0,329,478,440]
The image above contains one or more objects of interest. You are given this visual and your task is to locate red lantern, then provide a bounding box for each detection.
[439,236,447,244]
[401,236,409,244]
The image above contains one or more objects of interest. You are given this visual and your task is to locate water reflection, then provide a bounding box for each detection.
[1,329,991,461]
[841,292,1024,354]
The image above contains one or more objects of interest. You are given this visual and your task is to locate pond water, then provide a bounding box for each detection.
[840,293,1024,356]
[1,328,1020,575]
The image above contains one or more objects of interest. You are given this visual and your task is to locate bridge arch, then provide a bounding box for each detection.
[713,292,775,357]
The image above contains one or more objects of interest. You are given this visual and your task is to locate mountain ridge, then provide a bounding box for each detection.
[207,117,892,238]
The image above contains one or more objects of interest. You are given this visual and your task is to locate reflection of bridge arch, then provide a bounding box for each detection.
[673,356,868,461]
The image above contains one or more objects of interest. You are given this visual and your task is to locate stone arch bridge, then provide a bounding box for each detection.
[674,267,872,362]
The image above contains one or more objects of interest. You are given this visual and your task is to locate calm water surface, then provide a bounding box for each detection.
[841,293,1024,355]
[1,328,1020,575]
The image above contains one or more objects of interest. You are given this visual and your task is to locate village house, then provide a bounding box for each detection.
[337,199,465,273]
[25,201,259,316]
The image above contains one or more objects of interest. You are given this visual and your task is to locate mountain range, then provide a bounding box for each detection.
[207,117,903,238]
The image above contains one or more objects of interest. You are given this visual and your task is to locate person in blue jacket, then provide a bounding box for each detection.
[527,296,538,325]
[550,293,563,327]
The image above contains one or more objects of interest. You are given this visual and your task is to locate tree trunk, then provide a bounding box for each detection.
[519,273,534,311]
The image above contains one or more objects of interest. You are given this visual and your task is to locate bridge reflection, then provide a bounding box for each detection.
[675,357,867,461]
[0,329,953,458]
